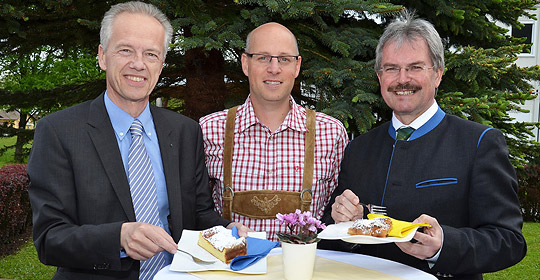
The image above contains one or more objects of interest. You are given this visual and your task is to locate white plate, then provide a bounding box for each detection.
[318,221,419,244]
[169,229,267,274]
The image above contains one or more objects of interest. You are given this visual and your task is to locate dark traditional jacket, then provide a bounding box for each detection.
[321,107,526,280]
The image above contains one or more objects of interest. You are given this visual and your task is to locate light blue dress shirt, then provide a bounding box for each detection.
[104,93,172,262]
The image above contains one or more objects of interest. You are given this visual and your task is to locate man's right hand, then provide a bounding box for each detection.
[331,189,364,223]
[120,222,177,261]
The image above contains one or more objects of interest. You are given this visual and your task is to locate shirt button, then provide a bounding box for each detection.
[119,132,124,136]
[93,263,110,270]
[268,170,273,174]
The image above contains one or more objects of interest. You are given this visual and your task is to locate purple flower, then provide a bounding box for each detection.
[286,213,298,225]
[275,209,326,244]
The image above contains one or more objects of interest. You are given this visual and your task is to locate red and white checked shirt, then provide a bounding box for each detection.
[200,96,348,241]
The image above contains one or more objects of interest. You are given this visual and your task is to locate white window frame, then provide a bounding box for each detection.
[512,21,536,57]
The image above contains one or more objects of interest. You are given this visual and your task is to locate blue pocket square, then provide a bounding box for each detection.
[229,226,279,271]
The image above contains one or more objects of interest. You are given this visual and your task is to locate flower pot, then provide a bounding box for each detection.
[281,241,317,280]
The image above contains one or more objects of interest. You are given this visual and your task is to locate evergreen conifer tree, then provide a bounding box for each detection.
[0,0,538,166]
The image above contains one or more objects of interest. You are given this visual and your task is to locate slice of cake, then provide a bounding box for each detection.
[347,217,393,237]
[197,225,247,263]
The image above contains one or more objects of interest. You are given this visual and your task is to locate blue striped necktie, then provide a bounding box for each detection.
[128,119,167,280]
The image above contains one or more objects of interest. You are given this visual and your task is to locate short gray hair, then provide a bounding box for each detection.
[244,30,254,53]
[100,1,173,57]
[375,11,444,72]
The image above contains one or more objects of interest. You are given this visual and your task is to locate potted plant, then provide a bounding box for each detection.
[276,209,326,280]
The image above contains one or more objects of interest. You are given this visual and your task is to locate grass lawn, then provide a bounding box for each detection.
[0,242,55,280]
[484,221,540,280]
[0,137,17,165]
[0,223,538,280]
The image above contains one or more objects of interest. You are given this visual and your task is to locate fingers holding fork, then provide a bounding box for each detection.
[331,189,366,223]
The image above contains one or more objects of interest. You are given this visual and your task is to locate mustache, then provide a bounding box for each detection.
[388,83,422,92]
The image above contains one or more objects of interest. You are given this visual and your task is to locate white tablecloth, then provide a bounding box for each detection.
[154,248,437,280]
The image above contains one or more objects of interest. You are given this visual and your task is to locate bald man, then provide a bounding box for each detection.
[200,22,349,241]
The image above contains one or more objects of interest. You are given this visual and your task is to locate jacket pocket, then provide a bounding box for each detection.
[416,178,458,188]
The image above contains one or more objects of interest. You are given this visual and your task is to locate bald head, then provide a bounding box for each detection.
[240,22,302,115]
[245,22,299,55]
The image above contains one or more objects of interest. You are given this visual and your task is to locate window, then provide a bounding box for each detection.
[512,23,534,54]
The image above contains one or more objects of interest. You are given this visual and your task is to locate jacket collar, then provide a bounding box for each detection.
[388,105,446,141]
[87,93,136,221]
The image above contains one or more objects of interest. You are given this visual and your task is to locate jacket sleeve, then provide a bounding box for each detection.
[319,143,358,252]
[321,142,350,226]
[318,123,349,219]
[433,128,526,274]
[28,117,129,272]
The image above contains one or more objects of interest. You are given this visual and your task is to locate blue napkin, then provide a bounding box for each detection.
[229,226,279,271]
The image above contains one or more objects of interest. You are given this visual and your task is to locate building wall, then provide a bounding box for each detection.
[512,6,540,141]
[0,111,35,130]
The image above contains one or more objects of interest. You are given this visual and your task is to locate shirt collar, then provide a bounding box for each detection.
[236,95,307,133]
[392,100,439,131]
[104,91,154,140]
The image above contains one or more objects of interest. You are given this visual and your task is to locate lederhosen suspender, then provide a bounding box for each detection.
[222,106,315,220]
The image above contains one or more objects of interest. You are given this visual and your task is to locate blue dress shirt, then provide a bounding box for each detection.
[104,93,172,261]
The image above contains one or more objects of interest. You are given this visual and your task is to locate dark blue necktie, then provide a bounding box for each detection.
[396,127,415,141]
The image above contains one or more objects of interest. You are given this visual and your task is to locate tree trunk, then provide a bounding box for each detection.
[179,46,227,121]
[14,115,27,163]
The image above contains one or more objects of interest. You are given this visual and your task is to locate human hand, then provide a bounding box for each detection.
[331,189,364,223]
[227,222,253,237]
[395,214,443,260]
[120,222,177,261]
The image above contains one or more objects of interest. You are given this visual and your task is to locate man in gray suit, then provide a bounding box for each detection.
[321,11,526,280]
[27,2,246,279]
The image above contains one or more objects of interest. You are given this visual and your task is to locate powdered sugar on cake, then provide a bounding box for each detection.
[348,217,392,237]
[201,226,245,251]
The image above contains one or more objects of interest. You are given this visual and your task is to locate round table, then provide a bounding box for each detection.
[155,248,437,280]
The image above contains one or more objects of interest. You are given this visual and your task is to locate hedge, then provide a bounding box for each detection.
[0,164,31,254]
[518,164,540,222]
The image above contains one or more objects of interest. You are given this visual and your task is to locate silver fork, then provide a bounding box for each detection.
[369,204,387,216]
[177,249,216,264]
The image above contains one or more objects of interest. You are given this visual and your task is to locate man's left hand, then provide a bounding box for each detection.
[395,214,443,260]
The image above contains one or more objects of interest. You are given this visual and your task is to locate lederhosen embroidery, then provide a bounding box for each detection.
[222,106,315,220]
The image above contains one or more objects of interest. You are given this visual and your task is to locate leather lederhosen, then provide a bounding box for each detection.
[221,106,315,220]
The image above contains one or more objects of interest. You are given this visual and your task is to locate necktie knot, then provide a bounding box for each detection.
[130,119,144,137]
[396,126,415,141]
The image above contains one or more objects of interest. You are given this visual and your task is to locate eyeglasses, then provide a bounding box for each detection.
[245,53,299,66]
[378,64,434,77]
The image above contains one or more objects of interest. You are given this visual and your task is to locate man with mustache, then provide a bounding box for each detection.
[321,11,526,280]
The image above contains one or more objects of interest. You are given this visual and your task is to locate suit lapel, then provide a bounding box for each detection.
[87,94,136,221]
[151,106,183,239]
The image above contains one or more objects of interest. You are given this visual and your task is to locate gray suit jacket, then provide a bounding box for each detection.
[28,94,229,280]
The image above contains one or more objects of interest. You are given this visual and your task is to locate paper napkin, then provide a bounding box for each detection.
[229,226,279,271]
[367,214,431,238]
